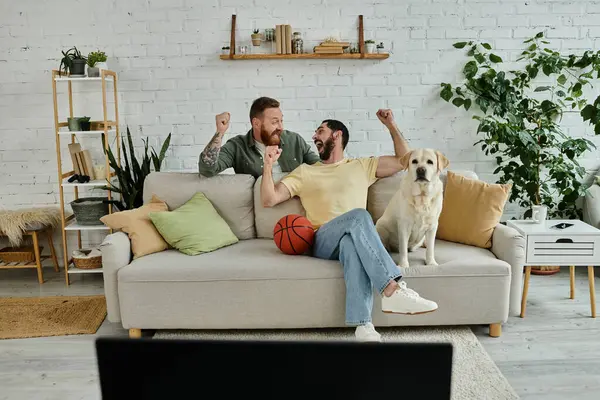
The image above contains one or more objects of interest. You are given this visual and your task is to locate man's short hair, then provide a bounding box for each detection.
[322,119,349,149]
[250,97,280,122]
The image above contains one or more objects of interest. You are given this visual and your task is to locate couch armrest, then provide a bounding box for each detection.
[491,223,526,316]
[99,232,132,323]
[583,184,600,229]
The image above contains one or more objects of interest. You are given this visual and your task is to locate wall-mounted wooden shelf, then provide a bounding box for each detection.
[221,14,388,61]
[220,53,388,60]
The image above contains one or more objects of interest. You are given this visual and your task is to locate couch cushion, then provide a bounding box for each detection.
[254,173,305,239]
[392,239,510,277]
[119,237,508,284]
[120,239,338,282]
[148,192,239,255]
[100,194,169,259]
[143,172,256,240]
[367,169,478,223]
[436,171,511,249]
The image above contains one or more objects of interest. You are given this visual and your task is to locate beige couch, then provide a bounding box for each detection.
[100,170,525,338]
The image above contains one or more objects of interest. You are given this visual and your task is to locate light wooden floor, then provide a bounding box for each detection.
[0,266,599,400]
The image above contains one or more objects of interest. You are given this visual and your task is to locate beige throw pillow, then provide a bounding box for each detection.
[100,195,169,259]
[436,171,512,249]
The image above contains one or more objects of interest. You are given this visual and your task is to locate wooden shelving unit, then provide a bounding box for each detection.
[220,14,389,60]
[51,69,121,285]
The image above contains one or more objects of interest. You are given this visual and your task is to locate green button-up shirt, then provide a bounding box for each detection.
[198,129,320,178]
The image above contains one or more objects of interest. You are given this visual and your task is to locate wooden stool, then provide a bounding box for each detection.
[0,226,60,284]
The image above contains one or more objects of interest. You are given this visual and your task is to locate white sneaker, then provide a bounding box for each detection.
[355,323,382,342]
[382,281,438,315]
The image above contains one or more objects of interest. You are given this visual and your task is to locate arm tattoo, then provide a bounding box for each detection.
[200,133,223,166]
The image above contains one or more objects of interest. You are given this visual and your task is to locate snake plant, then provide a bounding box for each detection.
[101,126,171,210]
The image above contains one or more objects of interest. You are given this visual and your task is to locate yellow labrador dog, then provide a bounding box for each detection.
[375,148,449,269]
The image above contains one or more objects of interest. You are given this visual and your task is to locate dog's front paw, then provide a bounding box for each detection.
[426,258,438,266]
[398,260,410,269]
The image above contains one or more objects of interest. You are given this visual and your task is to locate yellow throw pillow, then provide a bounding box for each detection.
[100,195,169,259]
[436,171,511,248]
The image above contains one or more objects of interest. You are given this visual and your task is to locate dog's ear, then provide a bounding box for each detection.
[399,150,413,171]
[436,150,449,172]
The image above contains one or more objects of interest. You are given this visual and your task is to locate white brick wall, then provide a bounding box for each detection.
[2,0,600,257]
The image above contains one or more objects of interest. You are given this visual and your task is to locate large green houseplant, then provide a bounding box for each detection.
[101,126,171,210]
[440,32,600,219]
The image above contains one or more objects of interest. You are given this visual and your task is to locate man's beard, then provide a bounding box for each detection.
[260,126,282,146]
[315,137,335,161]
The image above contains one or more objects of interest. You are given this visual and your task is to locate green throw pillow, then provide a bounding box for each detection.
[148,192,239,256]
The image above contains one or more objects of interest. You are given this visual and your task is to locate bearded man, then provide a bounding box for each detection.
[260,111,439,342]
[198,96,320,178]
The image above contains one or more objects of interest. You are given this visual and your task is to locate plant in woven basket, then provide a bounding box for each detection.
[440,32,600,219]
[101,126,171,210]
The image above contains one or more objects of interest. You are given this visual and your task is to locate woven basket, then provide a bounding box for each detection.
[72,248,102,269]
[0,246,43,263]
[70,197,109,225]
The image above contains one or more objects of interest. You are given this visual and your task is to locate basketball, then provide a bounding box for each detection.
[273,214,315,255]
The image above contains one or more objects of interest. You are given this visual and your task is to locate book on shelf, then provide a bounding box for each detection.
[276,25,282,54]
[313,46,345,54]
[319,41,350,48]
[67,143,96,180]
[285,24,292,55]
[68,143,82,175]
[275,24,292,54]
[81,150,95,179]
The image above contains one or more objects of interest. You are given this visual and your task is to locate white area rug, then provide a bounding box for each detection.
[154,326,518,400]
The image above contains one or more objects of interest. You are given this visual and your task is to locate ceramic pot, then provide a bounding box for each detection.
[87,66,99,77]
[80,120,91,131]
[68,117,81,131]
[70,59,86,76]
[95,61,108,71]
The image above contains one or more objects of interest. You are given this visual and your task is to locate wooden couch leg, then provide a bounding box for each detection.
[489,323,501,338]
[129,328,142,338]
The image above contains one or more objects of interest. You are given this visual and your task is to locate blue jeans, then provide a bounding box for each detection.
[312,208,402,326]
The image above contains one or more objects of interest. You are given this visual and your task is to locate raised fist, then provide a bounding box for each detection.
[265,145,282,167]
[215,112,230,134]
[376,109,395,127]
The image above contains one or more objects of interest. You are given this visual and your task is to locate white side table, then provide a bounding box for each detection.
[507,219,597,318]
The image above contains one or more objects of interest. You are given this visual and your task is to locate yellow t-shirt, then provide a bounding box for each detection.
[280,157,379,229]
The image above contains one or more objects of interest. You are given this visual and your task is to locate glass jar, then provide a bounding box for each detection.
[292,31,303,54]
[264,28,275,42]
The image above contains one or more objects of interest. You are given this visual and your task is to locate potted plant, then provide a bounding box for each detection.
[68,116,91,131]
[101,126,172,210]
[221,46,230,55]
[440,33,600,271]
[365,40,376,53]
[59,46,87,76]
[79,117,91,131]
[87,50,107,77]
[440,32,600,220]
[377,42,385,53]
[251,29,261,46]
